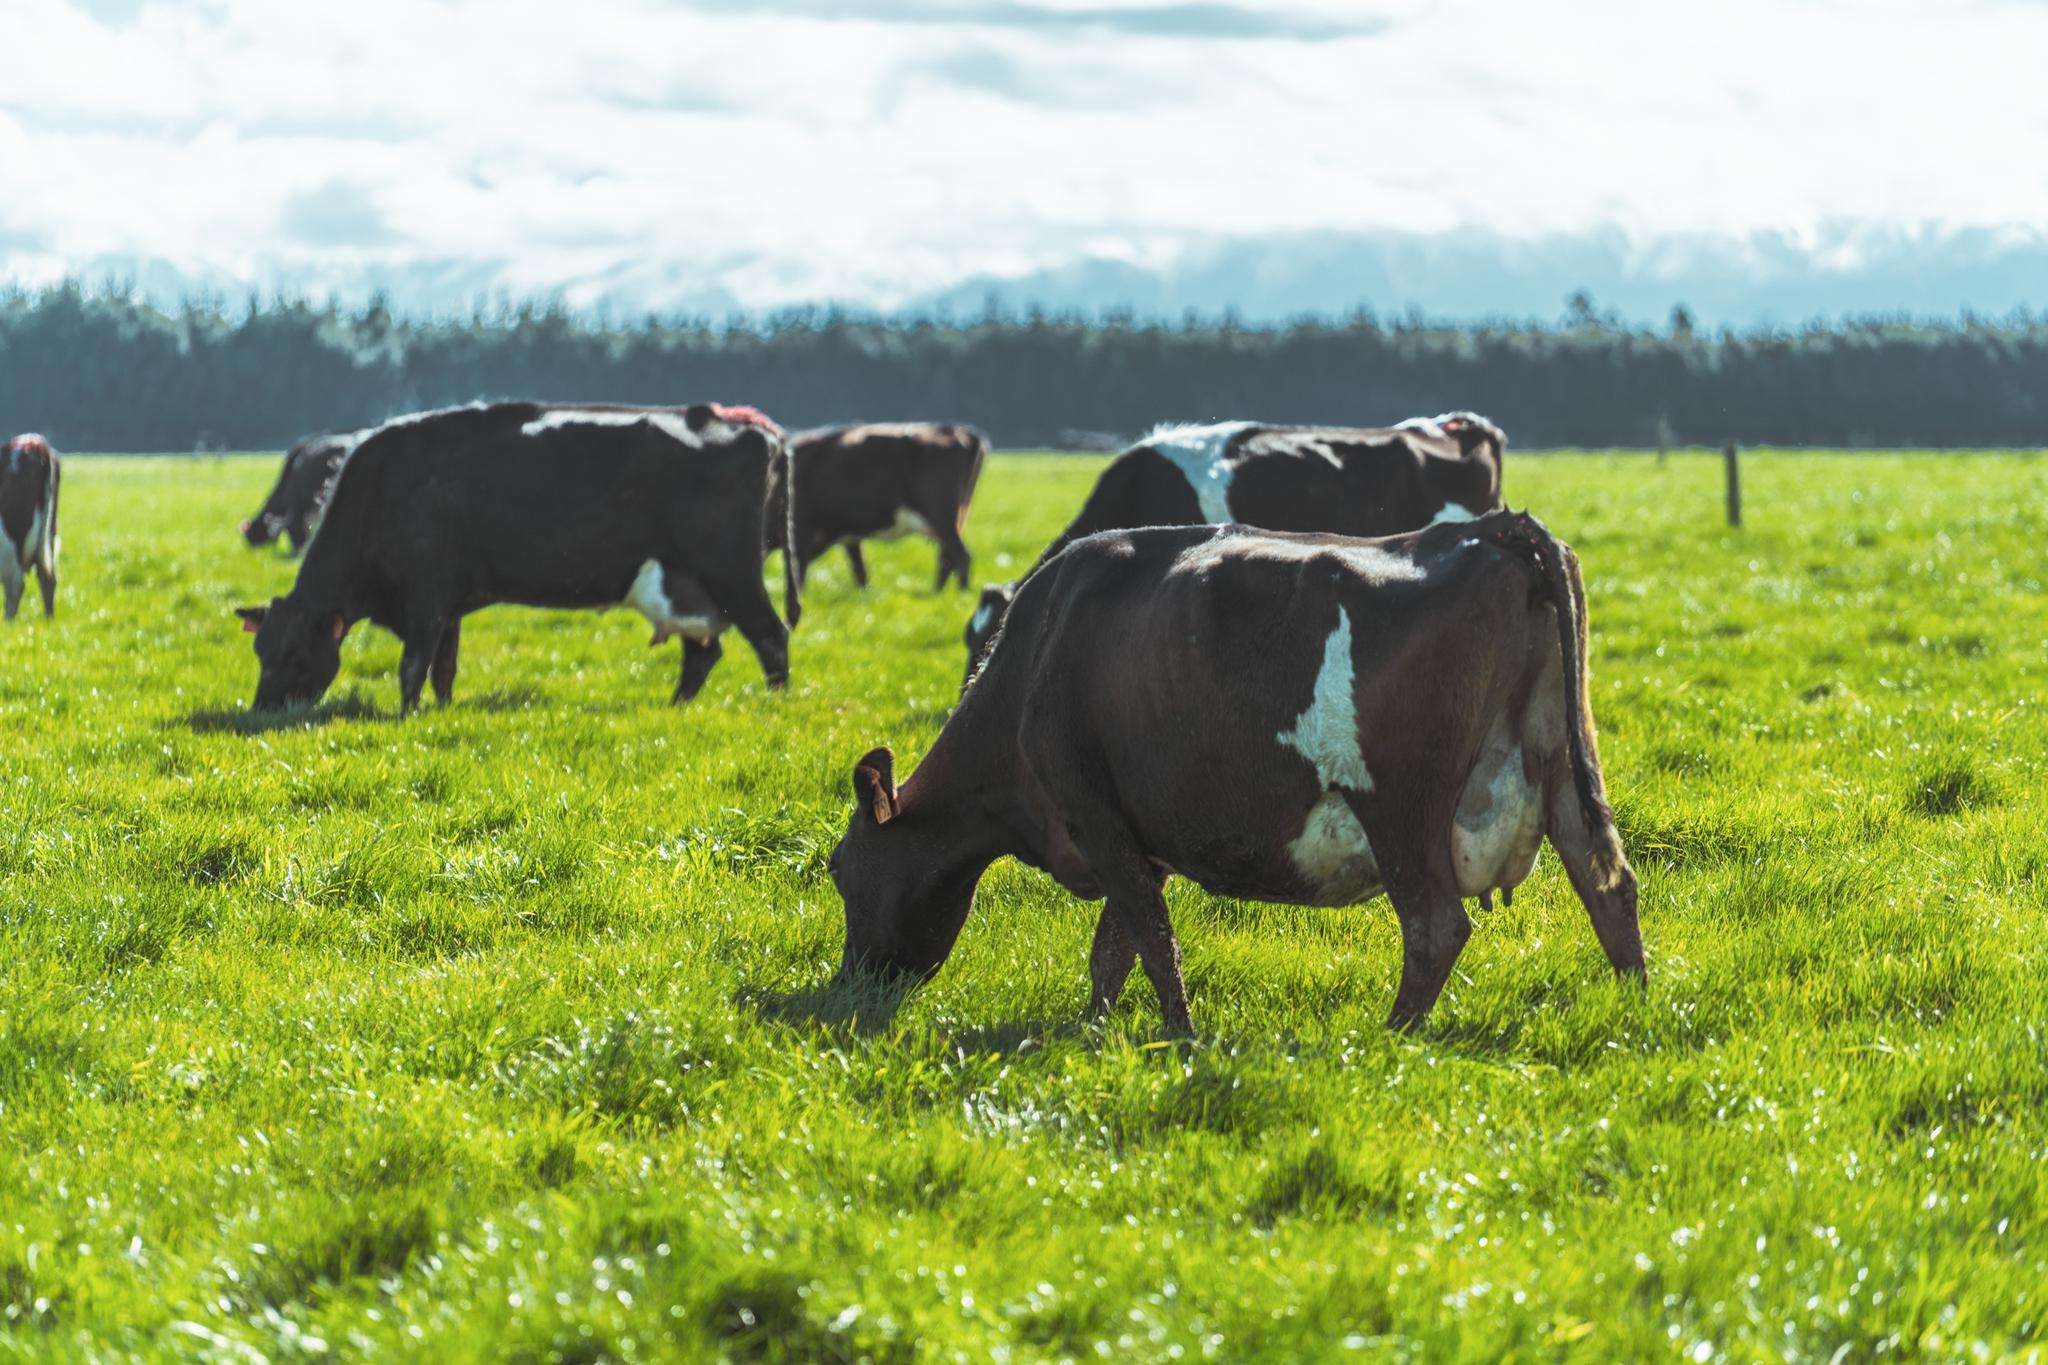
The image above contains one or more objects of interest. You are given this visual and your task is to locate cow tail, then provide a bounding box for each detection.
[779,438,802,628]
[1491,513,1624,882]
[958,426,989,531]
[41,449,60,571]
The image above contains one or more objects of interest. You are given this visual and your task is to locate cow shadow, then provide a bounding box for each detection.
[454,686,550,713]
[182,693,386,735]
[742,973,1123,1056]
[741,973,917,1039]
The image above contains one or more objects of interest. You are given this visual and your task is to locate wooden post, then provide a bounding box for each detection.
[1723,441,1741,527]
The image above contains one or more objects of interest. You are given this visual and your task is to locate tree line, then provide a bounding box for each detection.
[3,281,2044,451]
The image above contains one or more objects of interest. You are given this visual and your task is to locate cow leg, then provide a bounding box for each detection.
[842,542,869,589]
[34,562,55,618]
[1547,786,1646,981]
[1087,908,1136,1017]
[397,613,450,716]
[1104,872,1193,1036]
[1,559,22,621]
[674,635,724,704]
[1384,865,1473,1032]
[933,528,971,593]
[430,618,461,706]
[696,567,789,690]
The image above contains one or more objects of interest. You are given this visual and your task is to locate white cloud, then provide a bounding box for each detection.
[2,0,2044,311]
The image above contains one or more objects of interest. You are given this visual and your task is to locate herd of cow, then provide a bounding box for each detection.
[1,404,1641,1033]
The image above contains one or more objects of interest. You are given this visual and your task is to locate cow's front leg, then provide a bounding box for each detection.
[396,612,449,716]
[674,635,724,704]
[842,541,869,589]
[430,618,461,706]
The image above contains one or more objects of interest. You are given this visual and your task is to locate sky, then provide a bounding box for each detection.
[3,0,2046,323]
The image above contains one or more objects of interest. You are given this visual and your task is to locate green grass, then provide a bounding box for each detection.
[3,448,2046,1360]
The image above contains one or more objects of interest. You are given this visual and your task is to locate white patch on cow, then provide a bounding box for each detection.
[0,520,17,573]
[522,409,642,436]
[969,601,996,635]
[1429,501,1478,526]
[871,507,934,541]
[1144,421,1258,523]
[623,558,718,644]
[377,401,486,434]
[1276,606,1386,902]
[1279,606,1372,790]
[19,509,45,568]
[1287,792,1382,906]
[1182,533,1425,585]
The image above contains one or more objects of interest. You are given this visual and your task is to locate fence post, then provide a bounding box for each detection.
[1723,441,1741,527]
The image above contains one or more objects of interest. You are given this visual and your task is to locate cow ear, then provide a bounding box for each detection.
[327,613,347,643]
[851,746,898,825]
[235,605,268,634]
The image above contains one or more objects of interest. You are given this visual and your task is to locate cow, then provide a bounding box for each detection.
[831,511,1642,1036]
[963,412,1507,679]
[233,400,799,714]
[1,434,60,620]
[241,429,365,553]
[768,423,987,592]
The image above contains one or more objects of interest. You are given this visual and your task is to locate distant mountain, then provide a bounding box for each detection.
[24,222,2048,328]
[908,224,2048,327]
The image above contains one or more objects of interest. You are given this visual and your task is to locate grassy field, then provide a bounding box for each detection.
[2,449,2046,1360]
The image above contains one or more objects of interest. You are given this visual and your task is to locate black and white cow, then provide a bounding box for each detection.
[235,401,798,713]
[768,423,987,592]
[242,429,365,553]
[963,413,1507,678]
[1,434,60,620]
[834,511,1642,1035]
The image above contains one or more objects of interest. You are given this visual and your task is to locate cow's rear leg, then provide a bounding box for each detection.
[696,566,789,690]
[1384,861,1474,1032]
[1087,907,1136,1017]
[1547,783,1645,981]
[932,528,971,593]
[397,613,450,716]
[842,542,869,589]
[34,561,55,618]
[1,561,22,621]
[430,619,461,706]
[675,636,724,704]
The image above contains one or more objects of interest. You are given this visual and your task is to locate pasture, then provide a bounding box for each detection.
[2,449,2045,1360]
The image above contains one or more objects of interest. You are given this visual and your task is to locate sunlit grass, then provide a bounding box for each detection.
[1,449,2044,1358]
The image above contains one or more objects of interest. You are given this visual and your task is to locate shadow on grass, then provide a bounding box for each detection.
[741,971,914,1038]
[183,692,387,735]
[455,686,550,713]
[744,972,1174,1057]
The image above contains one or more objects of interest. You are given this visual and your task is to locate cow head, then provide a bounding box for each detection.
[829,746,980,984]
[1433,411,1507,460]
[238,596,348,710]
[961,581,1016,683]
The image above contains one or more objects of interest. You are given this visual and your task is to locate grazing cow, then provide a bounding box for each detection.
[0,434,60,620]
[234,400,798,713]
[241,430,365,553]
[768,423,987,592]
[963,412,1507,678]
[833,511,1642,1035]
